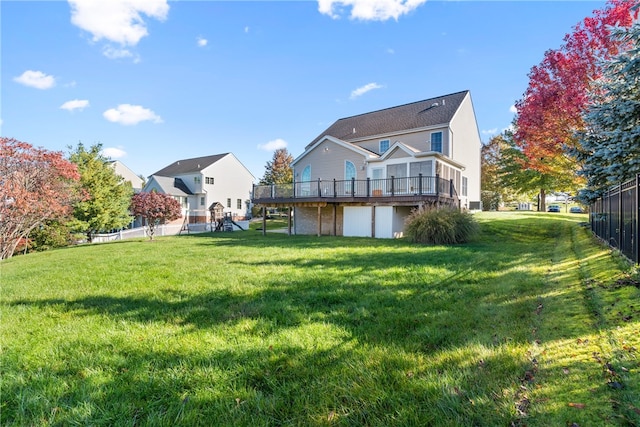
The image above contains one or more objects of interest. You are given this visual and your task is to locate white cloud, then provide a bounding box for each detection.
[103,104,163,125]
[197,36,208,47]
[69,0,169,45]
[102,46,138,61]
[60,99,90,111]
[350,82,383,99]
[510,104,518,114]
[14,70,55,89]
[69,0,168,60]
[102,147,127,159]
[257,138,288,151]
[481,128,498,136]
[318,0,426,21]
[244,26,250,33]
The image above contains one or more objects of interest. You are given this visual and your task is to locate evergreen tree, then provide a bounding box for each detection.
[68,143,134,241]
[260,148,293,185]
[576,22,640,202]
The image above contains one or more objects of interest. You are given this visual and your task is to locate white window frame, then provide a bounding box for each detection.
[344,160,356,195]
[431,132,443,153]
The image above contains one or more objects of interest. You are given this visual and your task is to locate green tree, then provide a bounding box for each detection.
[495,129,568,211]
[576,22,640,202]
[68,143,134,242]
[481,134,521,210]
[259,148,293,185]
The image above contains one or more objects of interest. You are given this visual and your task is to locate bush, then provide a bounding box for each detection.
[405,206,479,244]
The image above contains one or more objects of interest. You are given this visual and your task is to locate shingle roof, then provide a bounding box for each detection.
[150,176,193,196]
[307,90,469,148]
[151,153,229,176]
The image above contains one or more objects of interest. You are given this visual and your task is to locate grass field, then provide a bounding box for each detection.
[1,212,639,426]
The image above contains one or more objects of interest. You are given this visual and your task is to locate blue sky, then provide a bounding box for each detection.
[2,0,610,180]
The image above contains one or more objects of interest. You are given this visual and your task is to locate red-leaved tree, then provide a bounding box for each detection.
[0,137,81,259]
[130,191,182,240]
[514,0,637,210]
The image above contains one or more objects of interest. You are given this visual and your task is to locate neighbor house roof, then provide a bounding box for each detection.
[149,175,193,197]
[307,90,469,148]
[151,153,229,177]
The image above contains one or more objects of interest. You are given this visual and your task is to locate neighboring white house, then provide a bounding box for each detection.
[108,160,144,192]
[144,153,255,224]
[252,90,482,238]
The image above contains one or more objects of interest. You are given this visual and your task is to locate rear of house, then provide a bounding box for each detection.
[253,90,482,238]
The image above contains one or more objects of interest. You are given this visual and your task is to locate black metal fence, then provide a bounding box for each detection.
[590,175,638,263]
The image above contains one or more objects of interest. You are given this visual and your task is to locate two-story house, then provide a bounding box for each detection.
[252,90,482,238]
[144,153,255,225]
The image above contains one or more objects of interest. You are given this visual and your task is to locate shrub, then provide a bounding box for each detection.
[405,206,479,244]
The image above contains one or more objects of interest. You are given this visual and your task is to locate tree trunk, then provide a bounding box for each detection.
[539,188,546,212]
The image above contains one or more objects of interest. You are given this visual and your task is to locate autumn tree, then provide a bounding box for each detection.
[576,22,640,202]
[130,191,182,240]
[482,134,516,210]
[514,0,636,211]
[0,137,80,259]
[68,143,134,242]
[259,148,293,185]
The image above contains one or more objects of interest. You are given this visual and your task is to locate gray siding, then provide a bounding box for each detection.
[294,140,367,183]
[353,127,449,155]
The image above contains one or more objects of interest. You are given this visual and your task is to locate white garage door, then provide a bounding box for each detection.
[343,206,372,237]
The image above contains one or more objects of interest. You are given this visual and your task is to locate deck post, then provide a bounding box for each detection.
[262,207,266,236]
[332,204,337,236]
[450,179,454,197]
[371,206,376,238]
[317,206,322,237]
[351,177,356,197]
[418,173,423,195]
[287,207,292,236]
[333,179,337,198]
[436,174,440,197]
[366,178,370,197]
[318,178,322,198]
[391,175,395,197]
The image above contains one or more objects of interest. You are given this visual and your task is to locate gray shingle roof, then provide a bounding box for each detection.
[151,153,229,176]
[307,90,469,148]
[150,176,193,196]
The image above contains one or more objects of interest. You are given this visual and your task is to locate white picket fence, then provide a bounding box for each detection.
[90,221,249,243]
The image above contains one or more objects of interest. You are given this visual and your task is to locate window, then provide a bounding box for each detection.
[462,177,468,197]
[237,199,242,209]
[345,161,356,194]
[386,163,407,192]
[379,139,390,153]
[227,198,231,208]
[174,196,187,209]
[200,196,205,206]
[194,176,201,184]
[205,177,214,185]
[431,132,443,153]
[410,161,433,193]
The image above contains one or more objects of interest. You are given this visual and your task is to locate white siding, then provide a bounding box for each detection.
[201,154,255,218]
[450,93,482,208]
[343,207,372,237]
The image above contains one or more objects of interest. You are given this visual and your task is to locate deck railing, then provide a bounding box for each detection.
[253,174,457,201]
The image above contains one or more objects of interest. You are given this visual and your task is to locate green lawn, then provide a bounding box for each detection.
[1,212,638,426]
